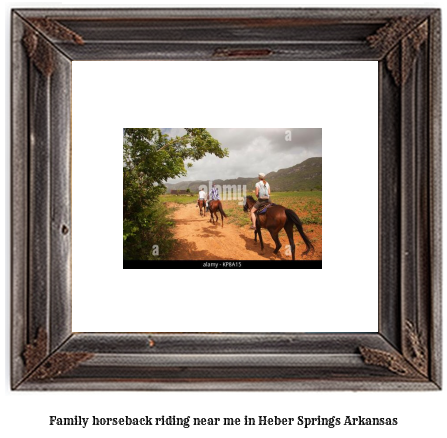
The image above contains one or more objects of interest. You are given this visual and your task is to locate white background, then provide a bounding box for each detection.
[72,60,378,333]
[2,1,445,438]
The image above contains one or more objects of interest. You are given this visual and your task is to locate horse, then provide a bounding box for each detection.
[243,196,314,260]
[208,200,227,227]
[198,199,206,217]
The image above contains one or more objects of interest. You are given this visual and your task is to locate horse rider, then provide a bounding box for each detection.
[197,187,207,208]
[250,172,271,230]
[209,182,220,202]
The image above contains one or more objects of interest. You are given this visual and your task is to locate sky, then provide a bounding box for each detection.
[163,128,322,183]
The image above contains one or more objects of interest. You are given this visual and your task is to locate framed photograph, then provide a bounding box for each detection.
[11,8,441,390]
[122,127,323,270]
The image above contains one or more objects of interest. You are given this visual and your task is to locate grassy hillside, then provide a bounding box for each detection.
[165,157,322,193]
[260,157,322,191]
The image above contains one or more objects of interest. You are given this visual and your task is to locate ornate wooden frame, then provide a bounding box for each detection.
[11,8,441,390]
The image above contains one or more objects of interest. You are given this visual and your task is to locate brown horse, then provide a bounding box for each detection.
[243,196,314,260]
[198,199,206,217]
[208,200,227,227]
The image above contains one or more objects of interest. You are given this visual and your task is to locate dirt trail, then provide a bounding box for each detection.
[168,203,321,261]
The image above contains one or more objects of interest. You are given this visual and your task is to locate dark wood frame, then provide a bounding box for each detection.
[11,8,441,390]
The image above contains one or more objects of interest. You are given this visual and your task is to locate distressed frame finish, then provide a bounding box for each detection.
[11,8,441,390]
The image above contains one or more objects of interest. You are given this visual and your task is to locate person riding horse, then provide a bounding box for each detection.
[250,172,271,230]
[209,182,220,202]
[207,182,219,212]
[197,188,207,215]
[243,195,314,260]
[208,183,227,227]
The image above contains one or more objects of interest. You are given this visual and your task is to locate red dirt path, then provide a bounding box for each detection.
[168,204,322,261]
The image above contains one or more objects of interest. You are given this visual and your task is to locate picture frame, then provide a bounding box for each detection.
[11,8,441,390]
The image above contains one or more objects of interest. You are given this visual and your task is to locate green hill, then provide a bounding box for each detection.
[258,157,322,191]
[165,157,322,193]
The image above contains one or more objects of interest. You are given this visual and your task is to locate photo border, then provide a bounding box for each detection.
[11,8,441,390]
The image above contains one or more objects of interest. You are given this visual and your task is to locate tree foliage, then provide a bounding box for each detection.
[123,128,228,259]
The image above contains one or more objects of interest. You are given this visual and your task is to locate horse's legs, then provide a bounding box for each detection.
[256,219,264,251]
[254,214,259,242]
[284,220,296,261]
[221,212,224,228]
[270,229,282,255]
[258,229,264,251]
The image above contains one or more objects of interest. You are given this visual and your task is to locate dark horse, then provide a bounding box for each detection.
[208,200,227,227]
[198,199,206,217]
[243,196,314,260]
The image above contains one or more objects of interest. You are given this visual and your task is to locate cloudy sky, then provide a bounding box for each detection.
[163,128,322,183]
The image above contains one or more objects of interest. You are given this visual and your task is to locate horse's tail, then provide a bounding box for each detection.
[285,209,314,255]
[218,202,227,218]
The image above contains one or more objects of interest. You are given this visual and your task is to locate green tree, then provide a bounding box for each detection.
[123,128,228,259]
